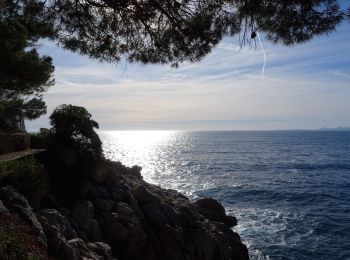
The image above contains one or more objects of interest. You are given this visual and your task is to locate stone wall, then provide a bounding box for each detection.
[0,133,30,154]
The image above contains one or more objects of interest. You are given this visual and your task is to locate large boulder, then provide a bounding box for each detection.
[193,198,238,227]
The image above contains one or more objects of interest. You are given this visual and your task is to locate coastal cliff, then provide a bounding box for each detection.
[0,159,249,260]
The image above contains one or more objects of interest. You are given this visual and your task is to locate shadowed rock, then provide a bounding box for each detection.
[193,198,238,227]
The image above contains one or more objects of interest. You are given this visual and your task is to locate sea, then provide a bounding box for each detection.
[99,130,350,260]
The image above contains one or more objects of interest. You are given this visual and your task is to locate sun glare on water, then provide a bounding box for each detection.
[99,130,178,182]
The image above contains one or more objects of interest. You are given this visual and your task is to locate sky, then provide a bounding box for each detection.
[27,19,350,131]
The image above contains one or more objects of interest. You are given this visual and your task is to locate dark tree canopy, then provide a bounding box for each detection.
[46,0,349,66]
[0,0,54,131]
[0,0,54,99]
[0,0,349,131]
[49,104,102,161]
[1,0,349,68]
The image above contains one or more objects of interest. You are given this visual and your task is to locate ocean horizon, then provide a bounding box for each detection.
[100,130,350,260]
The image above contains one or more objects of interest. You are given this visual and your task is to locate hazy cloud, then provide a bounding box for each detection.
[26,24,350,131]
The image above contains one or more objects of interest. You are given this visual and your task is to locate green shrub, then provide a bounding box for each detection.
[0,157,48,200]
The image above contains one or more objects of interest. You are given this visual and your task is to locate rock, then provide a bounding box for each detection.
[142,202,168,230]
[0,185,29,208]
[89,219,101,242]
[130,165,142,180]
[0,186,47,247]
[41,194,59,209]
[90,160,122,186]
[0,159,249,260]
[114,202,134,216]
[0,200,9,214]
[96,186,110,199]
[72,200,94,231]
[90,168,106,184]
[61,240,77,260]
[193,198,238,227]
[102,211,146,258]
[37,209,77,239]
[87,242,113,260]
[133,184,160,205]
[95,198,113,212]
[68,238,101,260]
[38,215,75,259]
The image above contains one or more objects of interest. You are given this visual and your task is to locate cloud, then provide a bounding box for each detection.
[26,23,350,131]
[331,70,350,80]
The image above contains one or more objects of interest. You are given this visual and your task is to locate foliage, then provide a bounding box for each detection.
[0,157,48,200]
[49,104,102,162]
[0,214,46,260]
[46,0,349,66]
[30,128,51,149]
[0,0,54,132]
[47,105,102,187]
[0,98,47,132]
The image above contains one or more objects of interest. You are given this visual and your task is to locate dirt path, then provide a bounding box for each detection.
[0,149,46,162]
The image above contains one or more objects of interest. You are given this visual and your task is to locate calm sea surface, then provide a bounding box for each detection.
[99,130,350,260]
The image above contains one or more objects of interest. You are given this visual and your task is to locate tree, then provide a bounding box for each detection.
[0,98,46,132]
[46,105,102,195]
[0,0,54,132]
[1,0,349,131]
[47,0,349,66]
[48,104,102,171]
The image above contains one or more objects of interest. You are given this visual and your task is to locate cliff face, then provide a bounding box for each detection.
[0,159,249,260]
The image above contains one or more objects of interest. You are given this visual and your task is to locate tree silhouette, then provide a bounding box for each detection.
[46,0,349,66]
[1,0,349,132]
[0,1,54,132]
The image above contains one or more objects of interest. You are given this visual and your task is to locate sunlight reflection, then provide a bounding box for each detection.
[107,130,176,150]
[99,131,179,183]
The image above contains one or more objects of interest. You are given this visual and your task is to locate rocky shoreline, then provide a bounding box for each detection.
[0,159,249,260]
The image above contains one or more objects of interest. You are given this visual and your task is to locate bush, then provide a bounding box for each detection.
[29,128,51,149]
[0,157,48,201]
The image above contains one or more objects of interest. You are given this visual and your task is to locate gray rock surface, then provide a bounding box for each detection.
[37,208,77,239]
[0,199,9,214]
[72,200,94,231]
[193,197,238,227]
[1,159,248,260]
[0,185,47,247]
